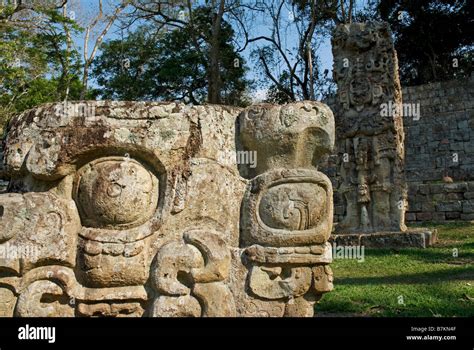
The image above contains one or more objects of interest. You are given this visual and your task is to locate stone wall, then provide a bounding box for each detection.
[403,77,474,182]
[405,181,474,222]
[321,76,474,223]
[402,77,474,222]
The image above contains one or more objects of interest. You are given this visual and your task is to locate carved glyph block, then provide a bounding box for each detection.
[0,100,334,317]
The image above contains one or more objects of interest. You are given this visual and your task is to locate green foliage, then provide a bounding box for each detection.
[92,6,251,106]
[91,27,162,101]
[378,0,473,85]
[0,7,84,133]
[0,26,45,132]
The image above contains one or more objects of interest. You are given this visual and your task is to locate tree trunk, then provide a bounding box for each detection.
[308,45,314,100]
[79,0,127,100]
[80,63,89,100]
[62,4,71,101]
[207,0,225,104]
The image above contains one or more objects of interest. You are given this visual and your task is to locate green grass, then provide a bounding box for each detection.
[317,222,474,317]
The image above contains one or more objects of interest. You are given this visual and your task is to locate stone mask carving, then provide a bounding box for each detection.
[0,100,334,317]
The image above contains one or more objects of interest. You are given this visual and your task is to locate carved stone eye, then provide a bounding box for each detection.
[73,157,159,229]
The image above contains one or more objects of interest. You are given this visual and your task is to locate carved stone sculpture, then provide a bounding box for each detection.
[329,22,437,248]
[0,100,334,317]
[332,22,407,233]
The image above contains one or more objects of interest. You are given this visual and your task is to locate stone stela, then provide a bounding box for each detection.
[0,100,335,317]
[330,22,436,248]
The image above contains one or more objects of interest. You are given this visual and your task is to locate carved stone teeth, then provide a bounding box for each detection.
[264,247,278,255]
[123,242,144,257]
[310,245,324,254]
[84,240,102,256]
[277,247,294,254]
[102,243,125,256]
[294,246,311,254]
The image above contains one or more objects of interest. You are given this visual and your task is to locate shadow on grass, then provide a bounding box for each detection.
[462,242,474,249]
[393,248,473,263]
[409,222,474,230]
[336,265,474,285]
[318,273,474,316]
[318,287,474,317]
[363,245,474,264]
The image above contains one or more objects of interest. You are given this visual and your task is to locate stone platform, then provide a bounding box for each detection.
[330,229,437,249]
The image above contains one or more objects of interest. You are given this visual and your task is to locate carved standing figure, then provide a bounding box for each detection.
[332,22,408,233]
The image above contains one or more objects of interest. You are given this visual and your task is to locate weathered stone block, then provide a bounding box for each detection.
[432,193,446,201]
[432,212,446,221]
[446,192,464,200]
[444,182,468,193]
[436,201,462,212]
[409,200,422,212]
[0,100,336,317]
[359,230,436,249]
[460,213,474,221]
[419,184,430,195]
[416,212,433,221]
[430,184,444,194]
[450,142,466,151]
[422,201,436,212]
[329,234,361,247]
[463,200,474,213]
[458,120,469,130]
[445,212,461,220]
[464,192,474,199]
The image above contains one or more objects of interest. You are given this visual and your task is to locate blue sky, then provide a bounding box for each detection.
[68,0,339,101]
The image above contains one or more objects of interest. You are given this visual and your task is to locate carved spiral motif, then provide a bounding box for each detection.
[15,280,74,317]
